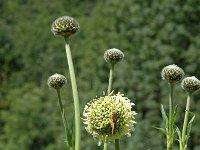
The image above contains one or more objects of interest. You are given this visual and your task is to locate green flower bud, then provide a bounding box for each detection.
[51,16,80,37]
[104,48,124,65]
[48,73,67,89]
[83,93,137,144]
[181,76,200,93]
[161,64,184,83]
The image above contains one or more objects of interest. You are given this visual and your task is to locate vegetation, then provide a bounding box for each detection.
[1,0,200,149]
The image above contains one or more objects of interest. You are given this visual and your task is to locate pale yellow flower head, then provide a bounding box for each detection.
[83,92,137,144]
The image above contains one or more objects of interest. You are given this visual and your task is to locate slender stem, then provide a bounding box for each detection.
[104,143,107,150]
[181,93,191,149]
[56,89,73,150]
[104,64,115,150]
[168,83,174,149]
[115,139,120,150]
[107,64,114,95]
[64,37,80,150]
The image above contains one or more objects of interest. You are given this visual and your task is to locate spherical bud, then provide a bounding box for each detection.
[83,93,137,144]
[161,64,184,83]
[47,73,67,89]
[181,76,200,93]
[51,16,80,37]
[104,48,124,65]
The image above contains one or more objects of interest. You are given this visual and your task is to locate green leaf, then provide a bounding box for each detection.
[62,111,73,149]
[161,104,169,131]
[171,105,178,125]
[153,126,166,135]
[185,114,195,146]
[175,126,181,141]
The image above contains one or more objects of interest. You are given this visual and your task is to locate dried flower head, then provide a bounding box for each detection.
[51,16,80,37]
[104,48,124,65]
[181,76,200,93]
[161,64,184,83]
[83,92,136,144]
[48,73,67,89]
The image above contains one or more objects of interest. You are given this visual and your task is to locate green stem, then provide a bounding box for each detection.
[64,37,80,150]
[56,89,73,150]
[107,64,114,95]
[115,139,120,150]
[104,143,107,150]
[104,64,115,149]
[167,147,172,150]
[181,93,191,150]
[168,83,174,149]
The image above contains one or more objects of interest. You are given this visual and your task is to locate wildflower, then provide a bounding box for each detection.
[161,64,184,83]
[104,48,124,65]
[51,16,80,37]
[47,73,67,89]
[83,93,136,144]
[181,76,200,93]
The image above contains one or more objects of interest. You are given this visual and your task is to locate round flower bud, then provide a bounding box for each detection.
[51,16,80,37]
[47,73,67,89]
[104,48,124,65]
[83,93,137,144]
[181,76,200,93]
[161,64,184,83]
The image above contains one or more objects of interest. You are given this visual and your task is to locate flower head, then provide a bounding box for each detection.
[181,76,200,93]
[104,48,124,65]
[161,64,184,83]
[47,73,67,89]
[83,92,136,144]
[51,16,80,37]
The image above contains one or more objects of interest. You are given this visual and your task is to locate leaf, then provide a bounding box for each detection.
[185,114,195,146]
[175,126,181,141]
[62,110,73,149]
[153,126,166,135]
[171,105,178,126]
[175,125,184,149]
[161,104,169,131]
[171,105,178,135]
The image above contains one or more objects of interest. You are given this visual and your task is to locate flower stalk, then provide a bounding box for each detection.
[56,89,73,150]
[167,83,174,150]
[104,143,108,150]
[108,64,114,95]
[64,36,80,150]
[115,139,120,150]
[181,93,191,150]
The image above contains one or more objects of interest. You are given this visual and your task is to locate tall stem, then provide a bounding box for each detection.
[115,139,120,150]
[167,83,174,149]
[64,37,80,150]
[107,64,114,94]
[181,93,191,149]
[56,89,73,150]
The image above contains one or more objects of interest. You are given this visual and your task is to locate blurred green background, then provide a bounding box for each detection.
[1,0,200,149]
